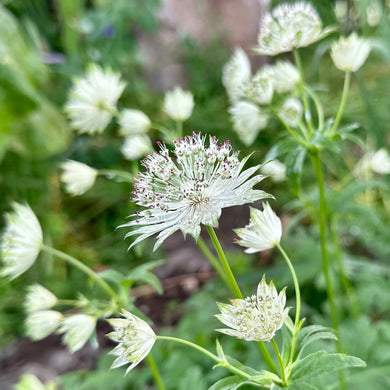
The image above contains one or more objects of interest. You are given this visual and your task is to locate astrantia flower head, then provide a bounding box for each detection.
[243,68,274,105]
[119,109,151,136]
[256,2,334,56]
[216,276,289,342]
[278,97,303,127]
[163,87,194,121]
[108,309,156,374]
[370,148,390,174]
[60,160,98,196]
[65,64,125,134]
[121,135,153,161]
[58,314,97,352]
[25,310,63,341]
[222,47,251,103]
[271,61,300,93]
[330,33,371,72]
[229,101,269,146]
[260,160,286,182]
[24,284,57,313]
[121,133,272,250]
[1,203,43,279]
[234,202,282,253]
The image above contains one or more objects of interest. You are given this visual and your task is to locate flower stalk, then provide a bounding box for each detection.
[330,71,351,135]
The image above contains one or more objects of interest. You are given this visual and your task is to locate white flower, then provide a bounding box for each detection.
[65,64,125,134]
[234,202,282,253]
[24,284,57,313]
[278,97,303,127]
[58,314,97,352]
[222,48,251,103]
[121,135,153,161]
[108,309,156,374]
[1,203,43,279]
[120,133,272,250]
[216,276,289,342]
[256,2,334,56]
[271,61,300,93]
[60,160,98,196]
[261,160,286,182]
[119,109,151,136]
[25,310,63,340]
[163,87,194,121]
[370,149,390,174]
[229,101,269,146]
[330,33,371,72]
[243,68,274,105]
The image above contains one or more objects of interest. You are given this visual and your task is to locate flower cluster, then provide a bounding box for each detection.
[216,276,289,342]
[121,133,271,250]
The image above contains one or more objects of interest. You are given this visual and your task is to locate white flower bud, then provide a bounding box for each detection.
[25,310,63,340]
[163,87,194,121]
[119,109,151,136]
[24,284,57,312]
[60,160,98,196]
[278,98,303,127]
[261,160,286,183]
[121,135,153,161]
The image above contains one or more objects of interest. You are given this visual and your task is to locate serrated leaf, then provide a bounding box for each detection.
[291,351,366,381]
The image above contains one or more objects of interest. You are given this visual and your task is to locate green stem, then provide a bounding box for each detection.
[146,354,166,390]
[293,49,314,135]
[56,299,83,307]
[205,226,278,375]
[156,336,251,379]
[41,245,118,302]
[151,124,172,137]
[271,339,286,384]
[196,237,230,286]
[98,169,133,181]
[330,71,351,135]
[176,120,183,138]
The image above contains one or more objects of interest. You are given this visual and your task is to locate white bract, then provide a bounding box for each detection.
[234,202,282,253]
[108,309,156,374]
[25,310,63,340]
[163,87,194,121]
[60,160,98,196]
[58,314,96,353]
[222,47,251,103]
[330,33,371,72]
[0,203,43,279]
[119,109,151,136]
[216,276,289,342]
[24,284,57,313]
[121,135,153,161]
[370,149,390,174]
[271,61,300,93]
[261,160,286,182]
[65,64,125,134]
[256,2,334,56]
[278,97,303,127]
[121,133,271,250]
[229,101,269,146]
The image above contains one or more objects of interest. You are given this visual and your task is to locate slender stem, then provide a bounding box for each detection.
[176,120,183,138]
[156,336,251,379]
[205,226,278,375]
[293,49,314,135]
[196,237,230,286]
[305,86,324,132]
[146,354,166,390]
[330,71,351,135]
[41,245,118,302]
[56,299,83,307]
[271,339,286,384]
[98,169,133,181]
[151,124,172,137]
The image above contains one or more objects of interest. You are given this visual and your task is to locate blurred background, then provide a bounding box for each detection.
[1,0,390,389]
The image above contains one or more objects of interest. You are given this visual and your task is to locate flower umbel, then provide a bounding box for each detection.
[65,64,125,134]
[256,2,334,56]
[216,276,289,342]
[60,160,98,196]
[108,309,156,374]
[24,284,57,313]
[121,133,271,250]
[1,203,43,279]
[163,87,194,121]
[234,202,282,253]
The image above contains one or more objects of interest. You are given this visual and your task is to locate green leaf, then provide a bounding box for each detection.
[124,259,164,294]
[285,145,307,197]
[291,351,366,381]
[265,138,297,160]
[224,355,262,377]
[273,382,319,390]
[208,376,251,390]
[281,322,292,366]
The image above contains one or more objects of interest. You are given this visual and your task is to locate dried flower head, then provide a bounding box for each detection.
[65,64,125,134]
[256,2,334,56]
[24,284,57,313]
[278,97,303,127]
[108,310,156,374]
[223,47,251,103]
[121,133,272,250]
[25,310,63,340]
[234,202,282,253]
[58,314,97,352]
[163,87,194,121]
[330,33,371,72]
[1,203,43,279]
[119,109,151,136]
[216,276,289,342]
[60,160,98,196]
[229,101,269,146]
[121,135,153,161]
[260,160,286,182]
